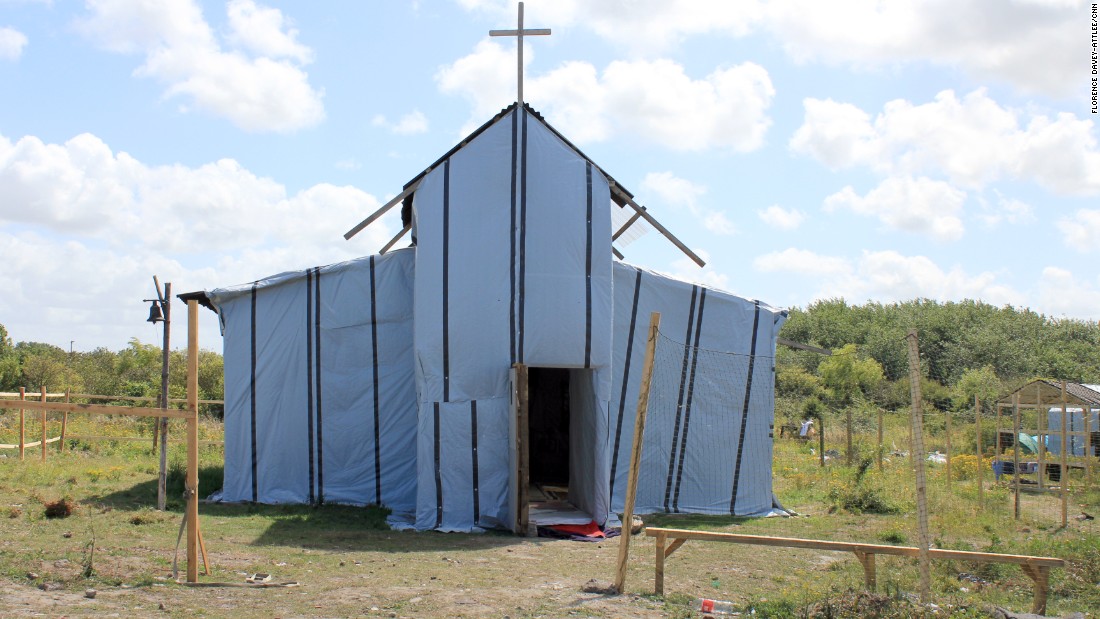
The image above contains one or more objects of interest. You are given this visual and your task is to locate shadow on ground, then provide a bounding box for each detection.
[87,468,537,554]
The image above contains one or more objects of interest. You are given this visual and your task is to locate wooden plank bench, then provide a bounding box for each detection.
[646,527,1065,614]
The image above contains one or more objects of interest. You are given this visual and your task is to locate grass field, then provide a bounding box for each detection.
[0,410,1097,618]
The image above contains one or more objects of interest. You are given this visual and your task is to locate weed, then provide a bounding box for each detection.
[44,498,74,519]
[878,530,906,544]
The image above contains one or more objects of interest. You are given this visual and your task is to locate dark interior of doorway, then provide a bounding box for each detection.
[528,367,570,489]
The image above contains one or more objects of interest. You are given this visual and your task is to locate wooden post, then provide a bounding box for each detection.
[514,363,530,536]
[853,551,876,592]
[945,409,951,486]
[1037,383,1045,490]
[1086,402,1093,490]
[1060,382,1068,528]
[186,300,200,583]
[905,329,931,605]
[157,280,171,511]
[614,312,660,594]
[975,397,983,505]
[846,407,853,466]
[60,390,69,452]
[996,402,1002,456]
[1028,565,1050,615]
[818,415,825,468]
[1013,393,1021,520]
[18,387,25,461]
[877,407,883,472]
[40,387,47,462]
[654,530,667,595]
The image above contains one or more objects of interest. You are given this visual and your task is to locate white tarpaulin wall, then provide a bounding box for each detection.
[208,250,417,513]
[608,262,787,516]
[204,103,787,531]
[1046,407,1100,456]
[411,106,613,531]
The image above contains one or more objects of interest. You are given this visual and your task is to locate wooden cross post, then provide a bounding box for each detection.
[489,2,550,105]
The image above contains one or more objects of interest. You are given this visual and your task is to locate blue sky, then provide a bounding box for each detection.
[1,0,1098,352]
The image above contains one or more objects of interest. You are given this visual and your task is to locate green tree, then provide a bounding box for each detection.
[952,365,1003,411]
[819,344,884,407]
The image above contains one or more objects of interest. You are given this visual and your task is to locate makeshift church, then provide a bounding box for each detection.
[197,102,787,532]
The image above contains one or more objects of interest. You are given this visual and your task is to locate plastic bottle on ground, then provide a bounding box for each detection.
[694,597,736,615]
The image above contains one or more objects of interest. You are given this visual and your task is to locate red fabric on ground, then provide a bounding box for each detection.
[548,520,604,538]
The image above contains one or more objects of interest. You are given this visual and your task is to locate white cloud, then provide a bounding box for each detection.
[791,89,1100,195]
[757,247,1022,308]
[764,0,1080,98]
[76,0,324,133]
[0,26,27,60]
[754,248,849,277]
[977,192,1034,227]
[642,171,706,209]
[824,176,966,242]
[0,132,391,254]
[459,0,1078,98]
[1036,267,1100,318]
[757,204,805,230]
[642,171,737,236]
[436,41,773,152]
[456,0,763,54]
[372,110,429,135]
[0,130,398,349]
[226,0,313,63]
[1056,209,1100,251]
[664,250,731,291]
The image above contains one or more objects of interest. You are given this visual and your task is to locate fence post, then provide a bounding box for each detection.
[614,312,660,594]
[945,409,951,486]
[905,329,931,605]
[1013,393,1021,520]
[60,390,69,452]
[186,299,200,583]
[846,407,853,466]
[877,407,883,472]
[40,386,47,462]
[818,415,825,468]
[975,396,983,505]
[1060,382,1068,529]
[18,387,25,461]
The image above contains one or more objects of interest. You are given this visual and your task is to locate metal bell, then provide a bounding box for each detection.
[147,301,164,323]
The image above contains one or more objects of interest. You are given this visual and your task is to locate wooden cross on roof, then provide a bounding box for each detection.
[489,2,550,105]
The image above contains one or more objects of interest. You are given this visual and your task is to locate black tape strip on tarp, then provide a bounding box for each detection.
[471,400,480,525]
[314,266,324,504]
[584,162,593,369]
[369,255,382,505]
[434,402,443,528]
[664,285,698,511]
[509,109,518,364]
[517,108,529,363]
[250,282,258,503]
[609,268,643,499]
[306,270,315,504]
[672,289,706,511]
[730,300,761,514]
[442,159,451,403]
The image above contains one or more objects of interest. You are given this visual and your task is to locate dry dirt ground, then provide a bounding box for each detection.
[0,527,681,618]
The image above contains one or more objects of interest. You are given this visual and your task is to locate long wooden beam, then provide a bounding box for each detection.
[0,399,192,419]
[343,182,419,241]
[643,528,1064,566]
[380,224,411,255]
[777,338,832,356]
[609,182,705,268]
[612,208,644,242]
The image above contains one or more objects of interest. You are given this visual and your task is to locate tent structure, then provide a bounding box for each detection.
[198,103,787,532]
